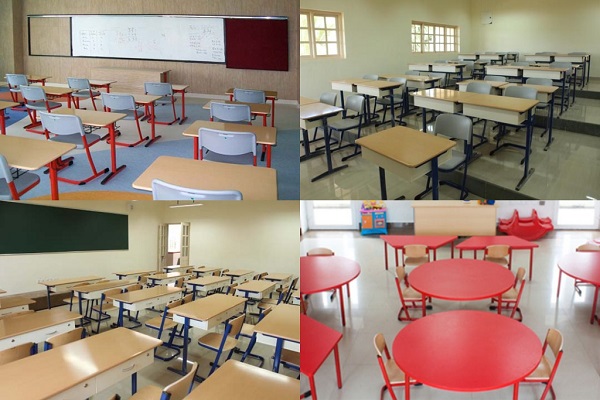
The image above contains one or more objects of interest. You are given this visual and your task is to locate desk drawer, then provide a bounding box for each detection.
[48,378,96,400]
[0,305,28,317]
[0,321,75,351]
[95,350,153,392]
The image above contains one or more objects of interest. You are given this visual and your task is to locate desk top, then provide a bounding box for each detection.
[183,119,277,146]
[0,100,19,111]
[457,79,507,89]
[456,235,539,250]
[169,293,246,321]
[460,91,539,112]
[73,279,136,294]
[0,134,76,171]
[52,107,127,127]
[0,327,161,400]
[226,88,278,99]
[355,126,456,168]
[40,86,74,96]
[114,269,155,277]
[301,314,342,375]
[331,77,371,85]
[501,83,559,94]
[148,271,190,280]
[393,310,541,392]
[264,273,293,282]
[39,275,103,288]
[108,286,183,304]
[380,235,458,249]
[557,252,600,286]
[132,156,277,200]
[235,280,276,293]
[223,269,255,277]
[132,93,163,104]
[0,296,35,310]
[380,74,442,83]
[203,100,271,115]
[300,102,343,121]
[186,276,230,286]
[88,79,116,86]
[355,79,403,90]
[254,303,299,343]
[413,88,473,103]
[300,256,361,294]
[193,266,222,274]
[0,308,81,340]
[300,96,319,106]
[183,360,299,400]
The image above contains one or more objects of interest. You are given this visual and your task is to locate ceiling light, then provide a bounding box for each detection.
[169,201,204,208]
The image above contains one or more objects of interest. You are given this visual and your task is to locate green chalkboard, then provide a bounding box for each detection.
[0,202,128,254]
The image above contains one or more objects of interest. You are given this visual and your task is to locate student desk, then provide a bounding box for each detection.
[408,63,465,81]
[173,84,190,124]
[0,296,35,317]
[380,235,458,270]
[186,276,230,300]
[393,310,541,400]
[183,120,277,168]
[485,64,523,79]
[132,93,162,147]
[52,108,127,185]
[330,78,371,116]
[0,308,80,351]
[557,252,600,324]
[0,134,76,200]
[73,279,137,319]
[109,286,183,327]
[554,53,591,86]
[235,280,276,300]
[253,303,300,373]
[39,275,103,310]
[478,53,507,64]
[114,269,155,280]
[523,54,555,63]
[182,359,299,400]
[132,156,278,200]
[192,266,222,277]
[379,74,441,90]
[457,79,507,95]
[355,125,455,200]
[264,273,293,288]
[0,327,162,399]
[203,100,271,127]
[521,66,573,112]
[37,86,74,108]
[412,88,472,131]
[0,100,19,135]
[226,88,278,127]
[223,269,255,284]
[355,80,404,126]
[146,272,190,287]
[300,96,319,105]
[88,79,116,92]
[163,265,191,273]
[26,75,51,86]
[168,294,247,377]
[458,53,479,61]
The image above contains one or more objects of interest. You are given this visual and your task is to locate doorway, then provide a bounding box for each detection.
[158,222,191,268]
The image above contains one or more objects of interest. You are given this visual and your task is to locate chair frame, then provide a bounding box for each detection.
[101,93,149,147]
[68,77,100,111]
[197,313,245,377]
[374,333,415,400]
[522,328,563,400]
[394,266,426,321]
[144,82,179,125]
[0,153,40,200]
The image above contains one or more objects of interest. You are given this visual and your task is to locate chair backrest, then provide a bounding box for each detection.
[225,313,245,339]
[67,77,92,91]
[0,310,34,320]
[6,74,28,90]
[151,179,243,201]
[181,293,194,304]
[388,77,407,85]
[0,342,34,366]
[306,247,334,256]
[20,85,47,102]
[319,92,337,106]
[404,244,428,258]
[394,266,409,300]
[45,327,85,350]
[198,128,256,159]
[504,85,538,100]
[344,95,365,114]
[0,153,15,186]
[40,112,86,137]
[102,287,124,301]
[540,328,564,387]
[210,102,251,123]
[405,70,420,76]
[233,88,266,104]
[144,82,174,96]
[162,361,199,400]
[125,284,143,292]
[466,82,493,95]
[484,75,507,82]
[173,277,185,288]
[373,333,397,387]
[486,244,510,258]
[511,61,531,66]
[362,74,379,80]
[576,243,600,252]
[434,113,473,142]
[101,93,136,111]
[526,78,553,86]
[284,277,299,303]
[508,267,527,319]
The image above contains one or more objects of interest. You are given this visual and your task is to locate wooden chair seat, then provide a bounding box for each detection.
[129,385,163,399]
[383,357,408,384]
[281,349,300,366]
[404,256,429,266]
[198,333,238,352]
[501,287,518,300]
[526,355,552,379]
[402,286,422,301]
[145,315,178,331]
[485,256,509,266]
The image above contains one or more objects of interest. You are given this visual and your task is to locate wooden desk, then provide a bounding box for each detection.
[182,120,277,168]
[0,327,162,399]
[26,75,51,86]
[173,84,190,124]
[192,266,222,277]
[408,63,465,80]
[73,279,136,319]
[485,64,523,78]
[163,265,192,273]
[412,201,497,236]
[264,273,293,288]
[0,308,81,351]
[235,280,276,300]
[379,74,441,90]
[91,67,170,93]
[355,125,455,200]
[0,100,19,135]
[457,79,507,95]
[331,78,370,115]
[38,85,74,108]
[521,66,572,114]
[223,269,255,284]
[523,54,555,63]
[380,234,458,270]
[554,53,591,86]
[226,88,278,127]
[146,272,190,287]
[458,53,479,61]
[0,134,76,200]
[253,304,300,372]
[109,286,183,327]
[412,88,473,131]
[183,360,299,400]
[39,276,103,309]
[88,79,116,92]
[478,53,506,64]
[355,80,404,126]
[52,108,127,185]
[132,155,278,200]
[186,276,230,300]
[114,269,155,280]
[0,296,35,317]
[203,100,271,127]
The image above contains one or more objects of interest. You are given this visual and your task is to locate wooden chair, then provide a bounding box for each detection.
[0,342,35,365]
[145,298,184,361]
[484,244,511,269]
[123,284,144,328]
[576,242,600,252]
[394,266,426,321]
[402,244,430,269]
[374,333,416,400]
[238,307,273,367]
[197,313,245,376]
[522,329,564,400]
[90,287,123,334]
[225,282,238,296]
[491,267,526,321]
[0,310,34,320]
[63,282,91,312]
[129,361,198,400]
[44,327,86,350]
[307,248,342,301]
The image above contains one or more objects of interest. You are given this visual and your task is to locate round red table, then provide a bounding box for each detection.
[557,252,600,324]
[409,259,515,316]
[393,310,542,400]
[300,256,361,326]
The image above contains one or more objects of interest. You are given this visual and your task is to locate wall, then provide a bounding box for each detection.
[300,0,473,99]
[1,0,299,100]
[469,0,600,77]
[0,0,22,76]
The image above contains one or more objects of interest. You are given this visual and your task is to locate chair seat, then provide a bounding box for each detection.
[0,173,41,200]
[384,357,407,384]
[439,151,467,171]
[404,256,429,266]
[129,385,163,399]
[50,133,102,149]
[118,109,145,120]
[377,95,404,106]
[92,303,117,313]
[328,119,362,132]
[145,315,178,331]
[524,355,552,380]
[203,152,255,166]
[281,349,300,366]
[241,323,255,337]
[198,332,238,352]
[485,256,508,266]
[403,287,422,302]
[26,100,62,110]
[501,287,518,300]
[73,89,101,98]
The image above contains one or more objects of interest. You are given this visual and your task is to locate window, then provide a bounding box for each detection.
[411,21,459,53]
[300,9,345,58]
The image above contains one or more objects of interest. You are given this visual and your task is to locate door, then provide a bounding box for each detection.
[179,222,191,266]
[157,224,168,269]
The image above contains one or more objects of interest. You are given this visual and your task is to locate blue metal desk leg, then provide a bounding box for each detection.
[46,288,52,310]
[273,338,284,373]
[117,302,124,327]
[515,110,535,191]
[421,107,427,132]
[378,167,387,200]
[544,96,555,151]
[132,372,137,394]
[431,157,439,200]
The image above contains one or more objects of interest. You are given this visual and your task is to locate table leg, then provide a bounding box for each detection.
[432,249,437,261]
[266,145,272,168]
[101,123,126,184]
[193,137,199,160]
[334,345,343,388]
[421,293,427,317]
[273,338,284,373]
[262,114,267,126]
[46,287,52,310]
[117,302,125,327]
[168,317,196,378]
[559,76,566,115]
[338,286,346,326]
[405,373,411,400]
[310,119,348,182]
[591,286,599,325]
[178,90,188,125]
[431,157,440,200]
[384,242,389,270]
[544,95,555,151]
[270,98,275,127]
[497,294,502,314]
[132,372,137,394]
[515,109,535,191]
[145,102,162,147]
[0,109,6,135]
[421,107,427,132]
[378,167,387,200]
[308,377,317,400]
[389,89,396,128]
[556,270,563,298]
[571,69,576,104]
[513,382,519,400]
[451,242,455,258]
[48,159,61,200]
[529,249,534,281]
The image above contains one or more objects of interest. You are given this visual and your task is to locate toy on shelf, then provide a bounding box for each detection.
[498,210,553,241]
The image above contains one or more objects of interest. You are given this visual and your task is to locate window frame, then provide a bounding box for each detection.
[300,9,346,59]
[411,21,460,54]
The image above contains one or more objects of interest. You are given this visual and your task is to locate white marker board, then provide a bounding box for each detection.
[71,15,225,63]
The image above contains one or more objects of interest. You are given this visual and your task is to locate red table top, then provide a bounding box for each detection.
[409,259,515,301]
[300,314,342,375]
[393,310,542,392]
[300,256,361,294]
[558,252,600,286]
[381,235,458,249]
[456,235,539,250]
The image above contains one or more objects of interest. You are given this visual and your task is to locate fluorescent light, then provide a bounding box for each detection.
[169,201,204,208]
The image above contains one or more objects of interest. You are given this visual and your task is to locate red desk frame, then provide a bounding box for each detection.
[380,235,457,270]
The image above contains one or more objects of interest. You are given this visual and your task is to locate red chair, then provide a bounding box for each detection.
[521,328,563,400]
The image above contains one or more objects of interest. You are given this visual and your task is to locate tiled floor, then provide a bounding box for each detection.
[300,228,600,400]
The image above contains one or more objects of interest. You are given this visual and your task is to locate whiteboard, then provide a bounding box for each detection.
[71,15,225,63]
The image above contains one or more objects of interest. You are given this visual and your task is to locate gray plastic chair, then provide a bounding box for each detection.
[5,74,28,103]
[376,77,407,126]
[404,70,420,76]
[327,94,366,161]
[526,78,553,135]
[510,61,530,66]
[68,78,101,111]
[198,127,257,166]
[210,102,251,124]
[233,88,266,104]
[311,92,338,142]
[39,112,108,185]
[144,82,178,125]
[484,75,507,82]
[0,153,40,200]
[151,179,242,201]
[504,85,538,100]
[429,72,447,88]
[466,82,493,145]
[20,85,62,131]
[101,93,148,146]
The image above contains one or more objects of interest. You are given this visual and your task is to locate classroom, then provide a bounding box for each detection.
[0,0,300,200]
[0,200,300,399]
[300,199,600,400]
[299,0,600,201]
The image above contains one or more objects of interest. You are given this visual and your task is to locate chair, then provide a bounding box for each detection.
[465,81,493,147]
[429,72,447,88]
[122,284,144,328]
[394,266,425,321]
[151,179,243,201]
[39,111,108,185]
[68,78,101,111]
[101,93,148,147]
[0,153,40,200]
[197,127,257,166]
[197,313,245,376]
[416,114,473,200]
[549,61,573,109]
[144,82,179,125]
[311,92,338,142]
[484,75,507,82]
[0,342,35,365]
[522,329,563,400]
[404,70,420,76]
[239,307,272,366]
[484,244,511,269]
[20,85,62,133]
[224,282,238,296]
[402,244,429,269]
[526,77,553,136]
[576,243,600,252]
[233,88,266,104]
[209,102,251,124]
[375,77,407,126]
[327,94,366,161]
[129,361,198,400]
[374,333,416,400]
[5,74,29,104]
[307,247,342,301]
[145,298,185,361]
[90,287,123,334]
[491,267,526,321]
[43,327,86,351]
